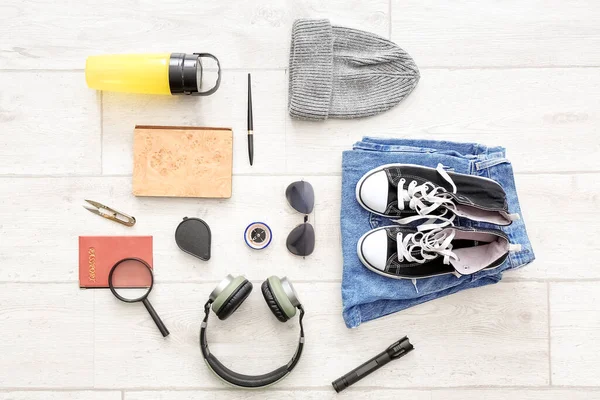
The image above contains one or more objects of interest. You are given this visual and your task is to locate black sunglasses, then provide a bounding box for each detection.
[285,181,315,257]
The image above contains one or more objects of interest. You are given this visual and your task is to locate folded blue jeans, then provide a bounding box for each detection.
[341,137,535,328]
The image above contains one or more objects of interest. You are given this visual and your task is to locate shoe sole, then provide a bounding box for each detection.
[355,163,504,218]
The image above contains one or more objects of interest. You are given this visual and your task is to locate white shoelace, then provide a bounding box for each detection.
[397,228,459,265]
[394,163,457,230]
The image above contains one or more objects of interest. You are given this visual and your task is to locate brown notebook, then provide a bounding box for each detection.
[79,236,153,288]
[132,125,233,198]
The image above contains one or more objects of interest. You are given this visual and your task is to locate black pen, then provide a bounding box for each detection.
[247,73,254,166]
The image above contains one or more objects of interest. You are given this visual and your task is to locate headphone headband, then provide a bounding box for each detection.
[199,299,305,388]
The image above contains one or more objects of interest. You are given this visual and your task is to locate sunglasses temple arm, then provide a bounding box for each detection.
[142,298,170,337]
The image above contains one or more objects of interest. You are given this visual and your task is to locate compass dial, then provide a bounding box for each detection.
[244,222,272,250]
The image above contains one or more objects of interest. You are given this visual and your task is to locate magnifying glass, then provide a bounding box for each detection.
[108,258,170,337]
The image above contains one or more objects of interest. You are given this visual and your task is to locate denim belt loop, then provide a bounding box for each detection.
[474,143,484,157]
[475,157,511,171]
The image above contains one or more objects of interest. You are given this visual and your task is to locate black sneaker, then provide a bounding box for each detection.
[356,163,518,227]
[357,225,520,279]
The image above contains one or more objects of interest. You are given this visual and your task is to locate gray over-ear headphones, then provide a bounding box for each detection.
[200,274,305,388]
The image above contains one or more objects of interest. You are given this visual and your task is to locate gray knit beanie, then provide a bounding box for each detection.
[288,19,420,120]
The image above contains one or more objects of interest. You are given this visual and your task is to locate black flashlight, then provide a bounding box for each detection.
[332,336,414,393]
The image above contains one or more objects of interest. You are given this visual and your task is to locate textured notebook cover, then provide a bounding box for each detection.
[79,236,153,288]
[132,125,233,198]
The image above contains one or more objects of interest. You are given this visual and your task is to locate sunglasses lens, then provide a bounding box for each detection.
[286,223,315,256]
[286,181,314,214]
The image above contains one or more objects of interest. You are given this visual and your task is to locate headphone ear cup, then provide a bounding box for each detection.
[261,280,288,322]
[214,279,253,320]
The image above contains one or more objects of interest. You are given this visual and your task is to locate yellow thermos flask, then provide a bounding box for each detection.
[85,53,221,96]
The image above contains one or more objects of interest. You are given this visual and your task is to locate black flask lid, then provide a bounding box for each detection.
[175,217,211,261]
[168,53,221,96]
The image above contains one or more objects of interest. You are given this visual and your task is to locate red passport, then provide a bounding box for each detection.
[79,236,153,288]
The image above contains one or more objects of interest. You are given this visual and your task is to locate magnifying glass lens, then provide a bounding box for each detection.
[110,259,152,301]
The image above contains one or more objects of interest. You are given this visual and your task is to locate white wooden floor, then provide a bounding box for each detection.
[1,1,600,399]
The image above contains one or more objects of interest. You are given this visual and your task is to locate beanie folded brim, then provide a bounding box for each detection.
[288,19,334,120]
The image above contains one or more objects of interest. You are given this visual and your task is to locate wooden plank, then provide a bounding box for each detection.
[0,393,121,400]
[510,173,600,280]
[5,389,597,400]
[0,176,341,283]
[125,390,432,400]
[124,390,600,400]
[391,0,600,67]
[550,282,600,386]
[0,284,94,388]
[102,71,287,176]
[286,68,600,174]
[0,0,388,70]
[0,72,101,175]
[434,390,600,400]
[0,177,132,282]
[94,281,547,388]
[1,172,596,283]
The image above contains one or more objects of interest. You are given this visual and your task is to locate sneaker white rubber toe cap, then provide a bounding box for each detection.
[357,170,388,214]
[358,229,388,271]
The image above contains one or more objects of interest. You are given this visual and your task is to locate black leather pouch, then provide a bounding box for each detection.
[175,217,211,261]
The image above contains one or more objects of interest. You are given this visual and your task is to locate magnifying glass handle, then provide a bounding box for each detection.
[142,298,170,337]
